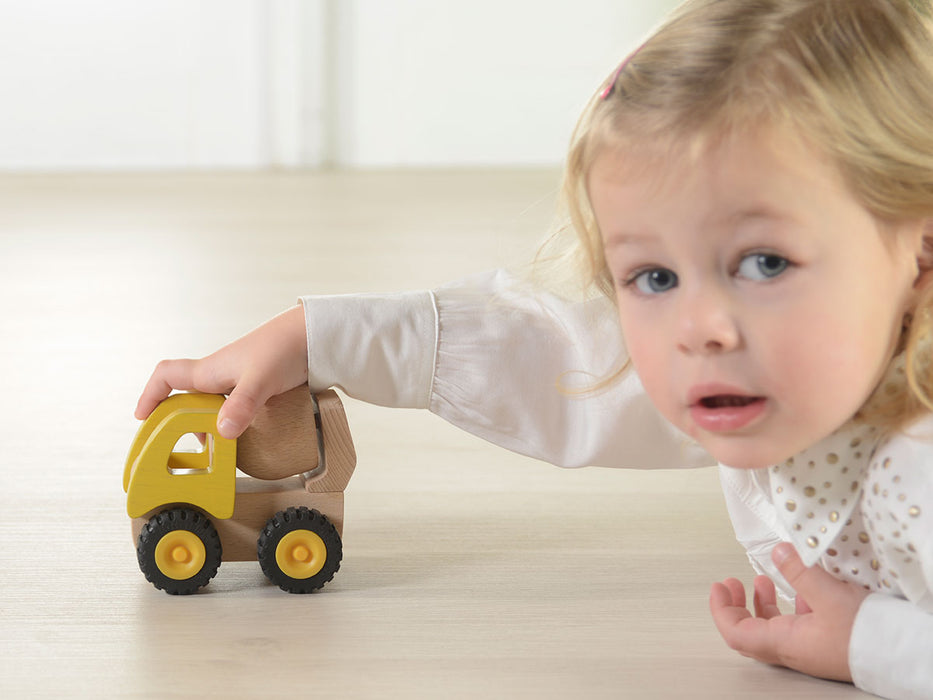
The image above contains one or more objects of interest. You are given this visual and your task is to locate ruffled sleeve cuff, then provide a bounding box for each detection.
[430,269,710,469]
[300,289,438,408]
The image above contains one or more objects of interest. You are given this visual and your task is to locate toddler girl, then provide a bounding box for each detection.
[581,2,933,696]
[136,1,933,696]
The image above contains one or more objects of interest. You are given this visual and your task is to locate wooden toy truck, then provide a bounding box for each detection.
[123,386,356,594]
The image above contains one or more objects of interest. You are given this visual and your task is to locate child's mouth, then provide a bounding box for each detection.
[699,395,761,409]
[691,395,766,432]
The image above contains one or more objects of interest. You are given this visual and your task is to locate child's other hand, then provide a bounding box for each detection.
[134,305,309,439]
[708,542,870,683]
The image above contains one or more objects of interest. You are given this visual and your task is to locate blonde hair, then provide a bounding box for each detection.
[547,0,933,427]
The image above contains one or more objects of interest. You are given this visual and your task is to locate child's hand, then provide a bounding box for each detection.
[708,542,870,683]
[134,305,309,439]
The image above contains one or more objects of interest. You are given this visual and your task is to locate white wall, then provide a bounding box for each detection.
[333,1,677,167]
[0,1,266,169]
[0,0,679,170]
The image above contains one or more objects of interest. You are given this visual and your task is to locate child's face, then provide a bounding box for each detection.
[590,130,922,469]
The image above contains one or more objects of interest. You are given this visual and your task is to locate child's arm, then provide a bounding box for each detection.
[301,269,712,469]
[137,269,713,469]
[848,594,933,699]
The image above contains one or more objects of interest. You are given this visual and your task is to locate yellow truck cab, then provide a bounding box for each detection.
[123,387,356,595]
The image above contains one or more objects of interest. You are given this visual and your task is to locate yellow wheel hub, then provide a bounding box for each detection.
[276,530,327,579]
[154,530,207,580]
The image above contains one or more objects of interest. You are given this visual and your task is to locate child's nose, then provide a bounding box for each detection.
[676,287,740,355]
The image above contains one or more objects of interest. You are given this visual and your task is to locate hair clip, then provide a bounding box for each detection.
[600,42,646,101]
[600,62,626,100]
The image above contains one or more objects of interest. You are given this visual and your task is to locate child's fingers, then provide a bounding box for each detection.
[710,578,791,666]
[709,579,749,621]
[216,380,268,439]
[709,580,771,658]
[752,575,781,619]
[771,542,843,610]
[135,359,199,419]
[135,359,268,440]
[723,577,746,606]
[710,581,739,612]
[709,578,753,643]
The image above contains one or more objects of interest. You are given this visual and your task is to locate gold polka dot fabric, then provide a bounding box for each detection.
[769,422,880,568]
[861,425,933,612]
[769,418,933,612]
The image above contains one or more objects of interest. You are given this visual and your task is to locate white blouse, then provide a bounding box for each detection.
[301,269,933,700]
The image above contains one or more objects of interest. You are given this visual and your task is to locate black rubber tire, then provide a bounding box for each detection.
[137,507,222,595]
[257,507,342,593]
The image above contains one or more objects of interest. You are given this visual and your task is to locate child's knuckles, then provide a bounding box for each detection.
[191,358,221,389]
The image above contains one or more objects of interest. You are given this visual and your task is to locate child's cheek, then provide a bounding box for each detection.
[622,328,682,422]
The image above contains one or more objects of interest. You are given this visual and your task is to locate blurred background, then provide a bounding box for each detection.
[0,0,679,171]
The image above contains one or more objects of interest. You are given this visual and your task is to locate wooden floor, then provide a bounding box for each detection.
[0,171,872,699]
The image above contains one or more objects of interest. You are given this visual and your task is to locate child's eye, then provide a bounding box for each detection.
[737,253,789,281]
[627,267,679,295]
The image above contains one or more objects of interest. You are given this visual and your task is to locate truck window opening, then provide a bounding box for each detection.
[167,432,213,475]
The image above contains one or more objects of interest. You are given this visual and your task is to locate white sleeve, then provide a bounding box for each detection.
[849,594,933,699]
[301,269,712,470]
